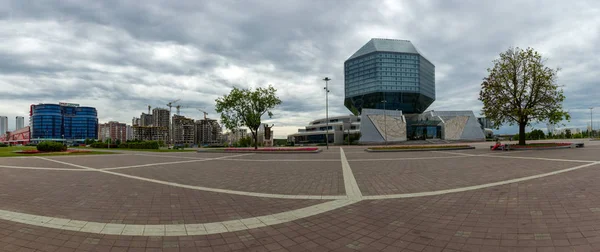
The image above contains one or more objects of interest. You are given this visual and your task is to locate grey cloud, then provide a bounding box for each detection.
[0,0,599,136]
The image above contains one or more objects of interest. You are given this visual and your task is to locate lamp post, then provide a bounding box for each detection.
[381,100,387,145]
[590,107,594,139]
[323,77,331,150]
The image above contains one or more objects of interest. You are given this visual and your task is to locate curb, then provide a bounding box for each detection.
[365,147,475,152]
[491,143,584,151]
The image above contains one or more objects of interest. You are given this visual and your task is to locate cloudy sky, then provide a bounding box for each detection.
[1,0,599,137]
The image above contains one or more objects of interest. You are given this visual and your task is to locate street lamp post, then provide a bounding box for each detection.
[323,77,331,150]
[590,107,594,139]
[381,100,387,145]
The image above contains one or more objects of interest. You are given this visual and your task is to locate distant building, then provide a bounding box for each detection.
[477,117,492,129]
[224,128,247,146]
[126,125,133,140]
[140,113,153,126]
[0,126,30,145]
[132,117,140,126]
[0,116,7,135]
[172,115,195,145]
[30,103,98,143]
[288,115,361,144]
[98,121,127,143]
[15,116,25,130]
[196,118,222,146]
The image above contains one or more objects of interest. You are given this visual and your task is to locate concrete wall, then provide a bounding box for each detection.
[432,111,485,141]
[359,109,406,143]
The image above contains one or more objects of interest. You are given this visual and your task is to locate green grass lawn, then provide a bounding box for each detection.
[0,146,115,157]
[71,146,195,152]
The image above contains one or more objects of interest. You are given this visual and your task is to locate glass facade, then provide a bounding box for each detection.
[31,104,98,141]
[344,39,435,114]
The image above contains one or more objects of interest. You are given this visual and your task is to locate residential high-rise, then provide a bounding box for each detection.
[30,103,98,142]
[132,117,140,126]
[152,108,170,142]
[126,125,133,140]
[344,38,435,114]
[15,116,24,130]
[152,108,170,128]
[0,116,7,135]
[140,113,153,126]
[172,115,195,145]
[195,118,222,146]
[98,121,127,143]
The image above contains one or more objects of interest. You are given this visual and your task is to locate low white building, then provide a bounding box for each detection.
[287,115,361,144]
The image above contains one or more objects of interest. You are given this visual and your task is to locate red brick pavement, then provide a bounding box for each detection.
[350,156,583,195]
[114,161,345,196]
[0,169,325,225]
[2,147,600,251]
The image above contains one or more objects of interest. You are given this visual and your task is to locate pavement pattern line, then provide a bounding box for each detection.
[219,158,340,162]
[363,161,600,200]
[433,150,596,163]
[348,155,468,162]
[340,148,363,200]
[104,153,255,170]
[0,199,357,236]
[35,157,346,200]
[132,153,212,160]
[0,165,91,171]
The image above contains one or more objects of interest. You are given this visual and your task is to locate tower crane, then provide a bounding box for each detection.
[166,99,180,113]
[197,108,208,120]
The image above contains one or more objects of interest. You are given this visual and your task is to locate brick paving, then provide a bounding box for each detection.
[2,143,600,251]
[114,160,345,195]
[0,169,325,224]
[350,157,582,195]
[47,155,194,169]
[0,157,87,169]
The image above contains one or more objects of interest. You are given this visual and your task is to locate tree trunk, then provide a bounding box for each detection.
[518,122,526,146]
[252,131,258,150]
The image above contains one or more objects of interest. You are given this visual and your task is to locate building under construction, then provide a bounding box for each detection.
[172,115,195,145]
[132,125,168,143]
[196,118,222,146]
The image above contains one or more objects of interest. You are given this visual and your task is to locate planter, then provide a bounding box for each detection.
[198,147,321,153]
[491,142,581,151]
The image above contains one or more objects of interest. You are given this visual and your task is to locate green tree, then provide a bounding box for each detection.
[565,129,572,139]
[215,85,282,149]
[479,47,570,145]
[528,129,545,140]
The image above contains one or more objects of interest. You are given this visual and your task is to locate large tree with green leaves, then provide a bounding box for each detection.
[215,85,282,149]
[479,47,569,145]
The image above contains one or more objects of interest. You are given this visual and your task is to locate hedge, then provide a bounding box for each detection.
[119,141,160,149]
[0,143,7,147]
[92,141,159,149]
[37,141,67,152]
[90,143,118,148]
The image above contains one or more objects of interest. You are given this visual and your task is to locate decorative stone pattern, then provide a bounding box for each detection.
[443,115,469,140]
[367,114,407,142]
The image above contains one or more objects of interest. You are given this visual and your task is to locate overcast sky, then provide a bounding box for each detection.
[1,0,599,138]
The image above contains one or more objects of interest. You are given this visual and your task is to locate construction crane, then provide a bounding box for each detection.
[166,99,180,112]
[197,108,208,120]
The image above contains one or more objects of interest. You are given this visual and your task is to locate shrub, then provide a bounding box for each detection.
[37,141,67,152]
[0,143,8,147]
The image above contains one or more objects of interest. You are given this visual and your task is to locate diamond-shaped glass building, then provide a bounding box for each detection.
[344,38,435,115]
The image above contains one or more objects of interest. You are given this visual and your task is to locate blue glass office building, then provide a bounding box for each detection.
[344,38,435,115]
[30,103,98,142]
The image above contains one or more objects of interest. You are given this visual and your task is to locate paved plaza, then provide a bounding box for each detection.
[2,141,600,251]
